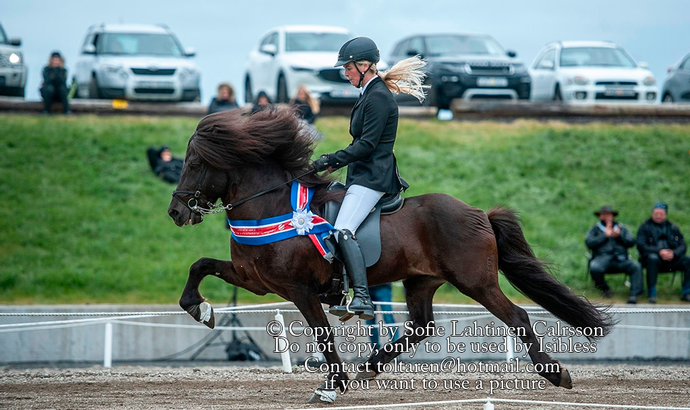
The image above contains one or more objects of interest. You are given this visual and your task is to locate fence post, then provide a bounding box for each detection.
[275,310,292,373]
[505,328,514,363]
[104,321,113,368]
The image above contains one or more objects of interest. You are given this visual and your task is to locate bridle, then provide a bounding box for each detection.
[172,166,317,217]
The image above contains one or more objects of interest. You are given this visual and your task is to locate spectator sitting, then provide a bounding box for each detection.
[146,145,183,184]
[40,51,70,114]
[636,202,690,303]
[585,205,642,304]
[208,82,239,114]
[290,85,320,124]
[250,91,272,115]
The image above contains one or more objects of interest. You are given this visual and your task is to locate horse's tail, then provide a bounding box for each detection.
[487,207,615,340]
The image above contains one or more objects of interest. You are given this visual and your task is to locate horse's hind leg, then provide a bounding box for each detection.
[451,277,572,389]
[358,276,445,379]
[179,257,236,329]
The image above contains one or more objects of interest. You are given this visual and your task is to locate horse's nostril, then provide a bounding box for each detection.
[169,209,179,219]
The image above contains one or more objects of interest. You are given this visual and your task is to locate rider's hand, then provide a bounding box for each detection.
[312,154,331,172]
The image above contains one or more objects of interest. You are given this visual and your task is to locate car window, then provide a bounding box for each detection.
[560,47,636,68]
[534,49,556,69]
[82,33,94,50]
[392,41,405,57]
[261,32,278,48]
[408,37,424,56]
[426,35,505,57]
[681,57,690,71]
[285,32,350,52]
[98,33,184,56]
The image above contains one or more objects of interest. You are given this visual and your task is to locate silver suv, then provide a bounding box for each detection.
[74,24,201,101]
[0,22,27,97]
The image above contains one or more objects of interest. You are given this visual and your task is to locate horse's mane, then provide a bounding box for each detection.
[190,108,338,207]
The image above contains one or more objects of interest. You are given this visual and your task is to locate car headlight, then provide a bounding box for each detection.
[179,67,198,79]
[9,52,22,64]
[102,64,128,79]
[512,64,527,74]
[573,76,588,85]
[438,63,466,74]
[643,76,655,86]
[291,66,318,74]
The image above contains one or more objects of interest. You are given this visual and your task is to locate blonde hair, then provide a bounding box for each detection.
[292,84,320,115]
[358,56,428,102]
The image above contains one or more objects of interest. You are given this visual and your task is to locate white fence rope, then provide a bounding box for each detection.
[290,397,690,410]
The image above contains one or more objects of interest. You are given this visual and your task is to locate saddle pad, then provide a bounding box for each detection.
[324,200,382,267]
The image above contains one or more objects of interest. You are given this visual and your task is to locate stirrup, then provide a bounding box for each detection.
[328,293,355,322]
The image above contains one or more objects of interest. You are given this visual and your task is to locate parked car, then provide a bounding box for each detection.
[529,41,657,104]
[388,33,531,109]
[0,22,27,97]
[74,24,201,101]
[244,25,361,105]
[661,53,690,103]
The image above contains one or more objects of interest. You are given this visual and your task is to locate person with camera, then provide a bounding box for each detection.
[586,205,642,303]
[40,51,70,114]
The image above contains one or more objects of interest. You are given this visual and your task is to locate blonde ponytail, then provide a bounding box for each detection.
[378,56,428,102]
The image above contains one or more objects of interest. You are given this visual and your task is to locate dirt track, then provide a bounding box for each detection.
[1,363,689,409]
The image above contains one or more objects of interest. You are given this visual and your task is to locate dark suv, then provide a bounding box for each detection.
[389,34,531,109]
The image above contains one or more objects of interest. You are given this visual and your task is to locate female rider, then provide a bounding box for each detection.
[312,37,426,320]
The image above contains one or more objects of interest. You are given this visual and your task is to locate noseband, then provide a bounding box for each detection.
[172,166,317,217]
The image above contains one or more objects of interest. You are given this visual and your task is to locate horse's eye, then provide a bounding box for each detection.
[188,162,201,170]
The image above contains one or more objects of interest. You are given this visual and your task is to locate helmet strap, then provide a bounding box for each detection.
[356,63,369,88]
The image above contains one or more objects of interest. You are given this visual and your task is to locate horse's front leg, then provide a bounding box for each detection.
[290,292,348,404]
[179,257,239,329]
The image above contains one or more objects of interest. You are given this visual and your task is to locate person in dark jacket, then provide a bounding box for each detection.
[146,145,183,184]
[40,51,70,114]
[208,82,239,114]
[585,206,642,303]
[250,91,272,115]
[312,37,427,320]
[636,202,690,303]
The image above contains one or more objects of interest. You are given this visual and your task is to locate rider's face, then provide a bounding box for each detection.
[343,61,369,87]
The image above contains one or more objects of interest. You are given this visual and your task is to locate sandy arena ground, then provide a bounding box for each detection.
[1,362,689,409]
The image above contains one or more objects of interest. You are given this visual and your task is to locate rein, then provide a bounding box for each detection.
[172,168,317,217]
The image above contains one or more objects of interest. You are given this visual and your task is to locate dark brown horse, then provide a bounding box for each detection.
[167,108,613,403]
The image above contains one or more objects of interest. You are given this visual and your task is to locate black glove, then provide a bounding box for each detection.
[312,154,331,172]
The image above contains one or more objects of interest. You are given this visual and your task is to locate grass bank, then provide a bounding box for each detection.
[1,114,689,305]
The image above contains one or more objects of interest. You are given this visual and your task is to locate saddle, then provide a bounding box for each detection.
[323,181,404,267]
[319,182,404,306]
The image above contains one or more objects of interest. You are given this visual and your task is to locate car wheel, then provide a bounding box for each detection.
[553,84,563,101]
[277,74,288,103]
[245,76,253,104]
[662,93,674,103]
[89,74,101,99]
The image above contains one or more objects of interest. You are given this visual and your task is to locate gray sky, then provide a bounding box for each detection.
[2,0,689,104]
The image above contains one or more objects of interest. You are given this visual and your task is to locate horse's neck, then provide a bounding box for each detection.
[224,165,293,220]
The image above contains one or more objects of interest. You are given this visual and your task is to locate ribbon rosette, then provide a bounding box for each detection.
[291,209,316,235]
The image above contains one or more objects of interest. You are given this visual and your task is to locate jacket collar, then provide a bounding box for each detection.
[351,76,382,113]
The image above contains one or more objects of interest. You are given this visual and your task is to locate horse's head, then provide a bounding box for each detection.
[167,145,229,227]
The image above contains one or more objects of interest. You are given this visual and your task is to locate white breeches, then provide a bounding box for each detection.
[334,184,384,234]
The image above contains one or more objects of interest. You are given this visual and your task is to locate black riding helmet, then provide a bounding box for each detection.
[335,37,380,88]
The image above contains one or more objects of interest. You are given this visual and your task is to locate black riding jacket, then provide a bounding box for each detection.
[326,76,407,195]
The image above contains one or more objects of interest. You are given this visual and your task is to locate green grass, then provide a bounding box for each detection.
[1,114,689,305]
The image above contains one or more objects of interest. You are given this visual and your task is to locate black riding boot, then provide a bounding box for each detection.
[330,229,375,320]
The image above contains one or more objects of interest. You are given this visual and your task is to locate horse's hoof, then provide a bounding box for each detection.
[559,367,573,389]
[185,302,215,329]
[355,370,377,380]
[308,388,337,404]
